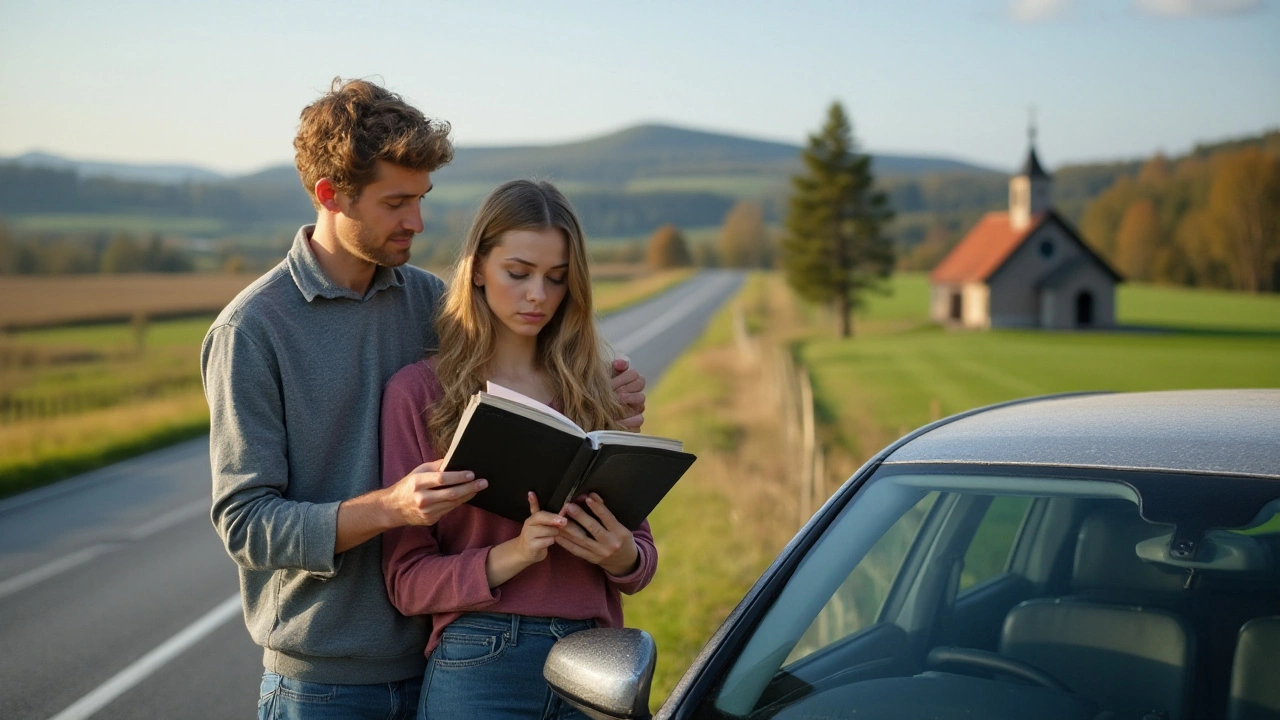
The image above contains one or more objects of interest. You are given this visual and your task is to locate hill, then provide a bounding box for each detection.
[5,151,226,184]
[2,125,1275,272]
[0,124,997,242]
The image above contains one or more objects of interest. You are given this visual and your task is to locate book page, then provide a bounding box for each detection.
[587,430,684,452]
[485,381,583,434]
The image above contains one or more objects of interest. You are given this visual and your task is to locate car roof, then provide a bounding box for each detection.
[883,389,1280,480]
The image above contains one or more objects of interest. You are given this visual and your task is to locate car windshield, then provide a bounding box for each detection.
[699,468,1280,720]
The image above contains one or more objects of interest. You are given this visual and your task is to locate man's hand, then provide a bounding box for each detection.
[611,356,646,430]
[334,461,486,555]
[554,493,640,576]
[386,460,487,527]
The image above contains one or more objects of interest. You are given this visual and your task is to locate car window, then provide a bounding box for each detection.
[785,492,937,665]
[704,474,1142,719]
[960,495,1033,591]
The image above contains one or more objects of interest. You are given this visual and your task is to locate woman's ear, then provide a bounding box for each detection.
[472,269,484,288]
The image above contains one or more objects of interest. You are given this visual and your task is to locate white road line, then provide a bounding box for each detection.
[612,275,735,354]
[0,500,208,601]
[127,499,208,540]
[47,593,243,720]
[0,544,119,601]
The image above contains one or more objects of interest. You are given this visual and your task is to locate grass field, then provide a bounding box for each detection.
[624,174,787,198]
[809,273,1280,461]
[626,275,801,706]
[12,213,231,235]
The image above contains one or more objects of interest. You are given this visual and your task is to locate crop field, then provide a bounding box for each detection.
[0,273,261,329]
[0,268,692,497]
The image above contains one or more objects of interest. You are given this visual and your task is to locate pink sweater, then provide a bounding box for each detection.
[379,359,658,655]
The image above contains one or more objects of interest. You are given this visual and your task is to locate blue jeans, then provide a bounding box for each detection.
[257,671,422,720]
[419,613,595,720]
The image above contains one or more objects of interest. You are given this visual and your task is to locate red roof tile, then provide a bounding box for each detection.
[930,212,1039,284]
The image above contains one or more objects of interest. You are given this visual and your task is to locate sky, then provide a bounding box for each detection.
[1,0,1276,176]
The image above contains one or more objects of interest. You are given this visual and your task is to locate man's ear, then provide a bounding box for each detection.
[314,179,341,213]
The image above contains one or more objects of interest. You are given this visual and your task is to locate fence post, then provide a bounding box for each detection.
[799,368,816,527]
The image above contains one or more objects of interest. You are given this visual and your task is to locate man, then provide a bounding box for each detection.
[201,78,645,719]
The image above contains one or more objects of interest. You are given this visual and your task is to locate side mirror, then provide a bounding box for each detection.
[543,628,656,720]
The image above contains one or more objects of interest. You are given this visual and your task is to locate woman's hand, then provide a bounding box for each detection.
[555,493,639,576]
[485,492,567,587]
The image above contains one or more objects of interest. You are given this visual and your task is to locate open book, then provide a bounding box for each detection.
[440,382,695,530]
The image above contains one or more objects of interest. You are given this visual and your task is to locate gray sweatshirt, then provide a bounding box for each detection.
[201,226,445,684]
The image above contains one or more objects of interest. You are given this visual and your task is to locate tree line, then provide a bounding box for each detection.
[1081,138,1280,293]
[0,226,201,275]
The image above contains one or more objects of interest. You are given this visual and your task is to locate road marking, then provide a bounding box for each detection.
[127,499,208,540]
[47,593,243,720]
[0,544,119,601]
[612,275,736,354]
[0,499,209,602]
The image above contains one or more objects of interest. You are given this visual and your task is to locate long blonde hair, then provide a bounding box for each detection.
[428,179,626,452]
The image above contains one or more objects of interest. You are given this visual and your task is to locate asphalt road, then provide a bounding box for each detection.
[0,269,744,720]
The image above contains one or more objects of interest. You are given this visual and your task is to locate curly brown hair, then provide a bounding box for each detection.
[294,77,453,209]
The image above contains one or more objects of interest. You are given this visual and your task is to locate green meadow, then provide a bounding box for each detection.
[809,273,1280,459]
[12,213,231,236]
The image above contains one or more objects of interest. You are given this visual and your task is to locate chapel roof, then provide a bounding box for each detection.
[930,212,1040,284]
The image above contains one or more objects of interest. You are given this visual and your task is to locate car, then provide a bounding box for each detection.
[542,389,1280,720]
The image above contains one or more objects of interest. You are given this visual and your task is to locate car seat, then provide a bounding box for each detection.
[998,508,1196,719]
[1227,615,1280,720]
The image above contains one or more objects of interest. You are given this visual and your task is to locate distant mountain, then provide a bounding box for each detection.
[5,124,997,189]
[5,151,226,184]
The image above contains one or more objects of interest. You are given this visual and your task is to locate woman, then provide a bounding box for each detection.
[380,179,658,719]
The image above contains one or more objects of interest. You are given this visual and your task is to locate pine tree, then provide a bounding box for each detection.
[782,102,894,337]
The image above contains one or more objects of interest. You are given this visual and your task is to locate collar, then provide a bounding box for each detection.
[286,225,406,302]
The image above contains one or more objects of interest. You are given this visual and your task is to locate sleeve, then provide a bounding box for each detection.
[380,365,501,616]
[202,323,342,578]
[606,519,657,595]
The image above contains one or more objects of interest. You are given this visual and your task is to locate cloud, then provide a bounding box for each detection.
[1009,0,1074,22]
[1134,0,1261,16]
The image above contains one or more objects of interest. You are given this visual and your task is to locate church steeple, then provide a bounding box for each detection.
[1010,110,1052,230]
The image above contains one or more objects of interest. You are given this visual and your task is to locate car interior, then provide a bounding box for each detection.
[698,473,1280,720]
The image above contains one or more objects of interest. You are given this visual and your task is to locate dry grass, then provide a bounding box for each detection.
[0,273,261,329]
[0,391,210,496]
[625,274,810,705]
[594,268,695,315]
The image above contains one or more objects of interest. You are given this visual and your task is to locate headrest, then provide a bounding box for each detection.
[1072,509,1188,596]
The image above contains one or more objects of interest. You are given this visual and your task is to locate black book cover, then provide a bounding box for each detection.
[442,399,695,530]
[443,403,586,523]
[560,445,697,530]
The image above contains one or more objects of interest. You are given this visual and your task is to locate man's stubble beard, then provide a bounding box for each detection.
[342,222,414,268]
